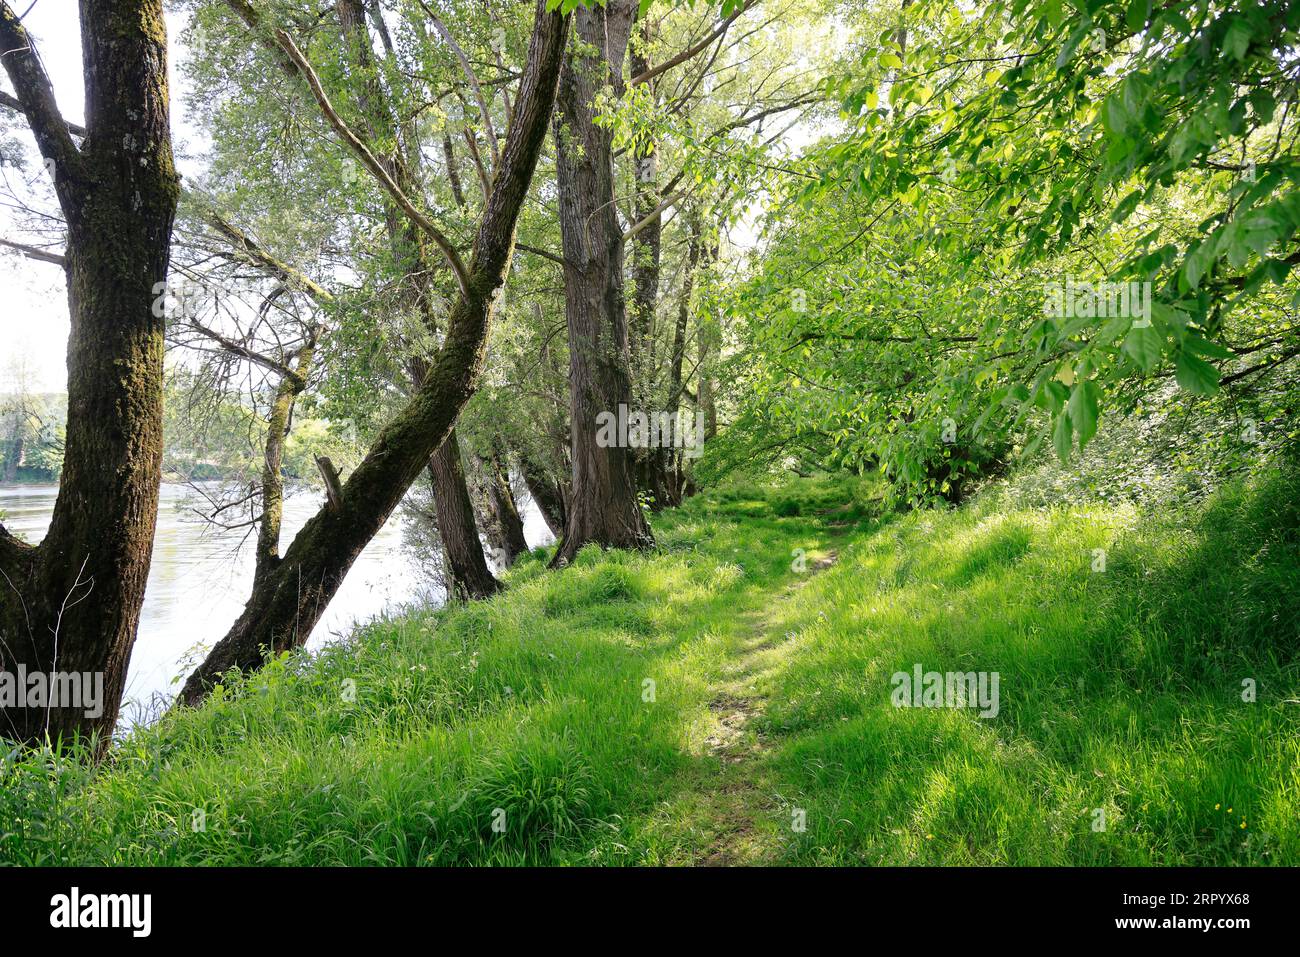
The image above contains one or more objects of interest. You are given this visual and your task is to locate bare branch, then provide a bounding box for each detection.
[630,1,755,88]
[0,1,85,202]
[622,189,688,242]
[206,212,335,303]
[0,235,65,265]
[185,316,302,383]
[515,242,567,266]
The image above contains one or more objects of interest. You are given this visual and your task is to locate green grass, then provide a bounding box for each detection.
[2,469,1296,866]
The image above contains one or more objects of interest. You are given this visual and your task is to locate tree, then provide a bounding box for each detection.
[177,0,570,705]
[549,0,654,564]
[0,0,179,750]
[832,0,1300,463]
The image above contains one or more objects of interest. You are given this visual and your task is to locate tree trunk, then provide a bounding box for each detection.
[2,432,21,483]
[428,429,501,600]
[650,220,702,509]
[518,449,567,540]
[550,0,652,566]
[479,445,529,565]
[628,16,661,405]
[178,0,568,706]
[253,348,313,589]
[0,0,178,749]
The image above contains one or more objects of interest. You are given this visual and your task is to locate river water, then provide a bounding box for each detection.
[0,483,548,718]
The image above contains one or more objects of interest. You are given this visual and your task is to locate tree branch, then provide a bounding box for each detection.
[421,0,501,169]
[270,26,471,296]
[0,236,65,265]
[0,1,85,202]
[206,212,335,303]
[516,242,567,266]
[629,1,755,88]
[184,317,302,383]
[0,89,85,137]
[622,188,688,242]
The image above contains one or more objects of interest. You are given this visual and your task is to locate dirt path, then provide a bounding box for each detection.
[695,549,838,866]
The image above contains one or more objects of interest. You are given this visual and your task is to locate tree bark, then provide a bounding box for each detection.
[0,0,178,749]
[518,449,567,540]
[550,0,653,566]
[652,219,703,508]
[427,429,501,599]
[178,0,568,706]
[478,445,529,565]
[628,15,661,404]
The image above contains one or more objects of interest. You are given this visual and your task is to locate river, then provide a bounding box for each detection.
[0,483,549,719]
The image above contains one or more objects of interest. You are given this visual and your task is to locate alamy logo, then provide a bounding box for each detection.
[1043,278,1151,326]
[50,887,151,937]
[0,667,103,719]
[890,664,1000,718]
[595,404,705,459]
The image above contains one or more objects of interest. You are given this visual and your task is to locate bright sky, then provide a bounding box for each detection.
[0,2,197,392]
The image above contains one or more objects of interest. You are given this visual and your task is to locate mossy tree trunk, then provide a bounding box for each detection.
[0,0,179,749]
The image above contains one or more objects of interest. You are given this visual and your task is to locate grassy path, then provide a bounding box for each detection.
[639,544,842,866]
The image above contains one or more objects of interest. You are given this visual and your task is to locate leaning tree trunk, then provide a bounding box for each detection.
[337,0,502,601]
[0,0,178,750]
[410,351,501,598]
[178,0,569,705]
[550,0,652,566]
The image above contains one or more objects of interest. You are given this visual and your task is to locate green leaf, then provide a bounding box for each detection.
[1112,189,1143,223]
[1183,335,1234,360]
[1126,0,1150,32]
[1122,323,1163,371]
[1066,380,1101,448]
[1174,350,1220,394]
[1223,18,1251,61]
[1184,240,1216,289]
[1052,411,1073,461]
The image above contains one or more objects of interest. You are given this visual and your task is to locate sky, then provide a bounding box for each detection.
[1,1,197,393]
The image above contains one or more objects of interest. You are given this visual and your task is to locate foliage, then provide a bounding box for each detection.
[717,0,1300,503]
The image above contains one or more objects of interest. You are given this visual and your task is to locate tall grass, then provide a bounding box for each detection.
[1,470,1295,866]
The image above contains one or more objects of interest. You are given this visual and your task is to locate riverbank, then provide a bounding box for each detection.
[3,471,1297,865]
[0,482,428,711]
